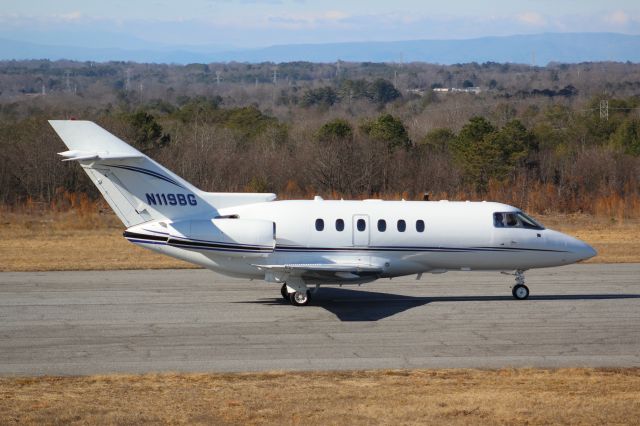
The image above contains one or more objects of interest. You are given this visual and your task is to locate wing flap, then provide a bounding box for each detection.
[253,263,384,273]
[254,262,384,282]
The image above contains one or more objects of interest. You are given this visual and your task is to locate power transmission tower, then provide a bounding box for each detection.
[215,70,221,85]
[272,67,278,85]
[125,69,131,91]
[600,100,609,121]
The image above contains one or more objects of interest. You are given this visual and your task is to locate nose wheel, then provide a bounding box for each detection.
[512,284,529,300]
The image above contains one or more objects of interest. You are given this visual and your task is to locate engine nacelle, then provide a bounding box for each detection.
[167,218,275,257]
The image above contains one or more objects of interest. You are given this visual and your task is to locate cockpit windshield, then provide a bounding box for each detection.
[493,211,545,230]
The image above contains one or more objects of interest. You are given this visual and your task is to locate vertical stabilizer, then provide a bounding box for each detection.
[49,120,216,226]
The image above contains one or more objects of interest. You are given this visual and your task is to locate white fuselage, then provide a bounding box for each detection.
[126,199,596,284]
[49,120,597,304]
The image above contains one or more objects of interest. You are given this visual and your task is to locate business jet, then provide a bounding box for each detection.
[50,120,596,306]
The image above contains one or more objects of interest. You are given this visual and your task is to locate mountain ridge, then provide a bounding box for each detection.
[1,32,638,64]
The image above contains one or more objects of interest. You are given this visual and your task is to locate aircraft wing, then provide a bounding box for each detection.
[253,263,384,281]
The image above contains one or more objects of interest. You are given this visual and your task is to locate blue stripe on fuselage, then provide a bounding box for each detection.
[124,232,568,254]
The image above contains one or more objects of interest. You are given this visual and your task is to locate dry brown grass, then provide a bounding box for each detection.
[1,210,638,272]
[0,210,191,271]
[0,368,639,425]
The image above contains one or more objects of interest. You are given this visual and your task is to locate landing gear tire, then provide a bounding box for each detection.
[280,283,288,300]
[289,290,311,306]
[512,284,530,300]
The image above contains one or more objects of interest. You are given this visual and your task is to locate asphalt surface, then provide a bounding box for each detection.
[0,264,639,375]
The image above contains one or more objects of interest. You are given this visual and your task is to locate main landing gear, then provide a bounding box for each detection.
[511,270,530,300]
[280,283,311,306]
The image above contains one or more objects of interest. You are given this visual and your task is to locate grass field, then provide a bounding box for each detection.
[2,213,639,425]
[1,369,639,425]
[0,211,191,271]
[0,211,638,271]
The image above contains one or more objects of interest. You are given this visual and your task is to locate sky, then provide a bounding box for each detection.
[1,0,640,48]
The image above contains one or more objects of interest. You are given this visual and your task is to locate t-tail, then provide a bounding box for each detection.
[49,120,276,227]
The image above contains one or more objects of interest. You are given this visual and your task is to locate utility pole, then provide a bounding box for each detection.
[65,70,71,93]
[272,67,278,107]
[398,52,405,90]
[600,100,609,121]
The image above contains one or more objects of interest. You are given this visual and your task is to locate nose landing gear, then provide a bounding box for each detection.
[511,269,529,300]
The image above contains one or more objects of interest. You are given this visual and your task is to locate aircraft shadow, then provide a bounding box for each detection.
[238,287,640,322]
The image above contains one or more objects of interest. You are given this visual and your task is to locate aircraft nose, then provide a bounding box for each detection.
[546,229,597,264]
[576,241,597,261]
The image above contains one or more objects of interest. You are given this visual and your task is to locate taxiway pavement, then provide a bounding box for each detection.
[1,264,639,375]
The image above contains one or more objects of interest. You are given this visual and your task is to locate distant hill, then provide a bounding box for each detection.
[0,38,215,64]
[1,33,639,64]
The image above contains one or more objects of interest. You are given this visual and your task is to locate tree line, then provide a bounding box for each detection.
[1,96,639,217]
[0,60,639,218]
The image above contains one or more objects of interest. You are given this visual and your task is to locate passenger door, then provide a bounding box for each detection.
[352,215,370,247]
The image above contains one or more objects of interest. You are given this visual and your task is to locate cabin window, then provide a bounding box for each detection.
[335,219,345,231]
[357,219,366,232]
[397,219,406,232]
[416,220,425,232]
[377,219,387,232]
[315,218,324,231]
[493,212,544,230]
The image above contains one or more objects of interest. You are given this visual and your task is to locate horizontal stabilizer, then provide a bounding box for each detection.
[58,150,144,162]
